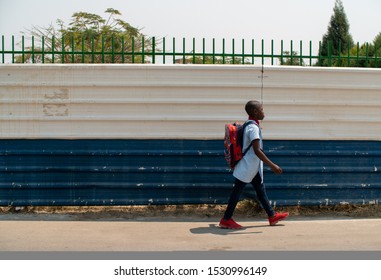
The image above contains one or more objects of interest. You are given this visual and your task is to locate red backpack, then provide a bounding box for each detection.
[224,120,255,170]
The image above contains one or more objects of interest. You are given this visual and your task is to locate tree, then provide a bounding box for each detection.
[341,32,381,68]
[279,51,305,66]
[373,32,381,52]
[371,32,381,67]
[317,0,354,66]
[16,8,155,63]
[177,54,248,64]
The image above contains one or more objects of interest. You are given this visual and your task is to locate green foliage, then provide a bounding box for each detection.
[372,32,381,67]
[318,33,381,68]
[177,54,248,64]
[10,5,381,67]
[343,36,381,68]
[279,51,305,66]
[317,0,354,66]
[16,9,154,63]
[316,1,380,68]
[374,32,381,51]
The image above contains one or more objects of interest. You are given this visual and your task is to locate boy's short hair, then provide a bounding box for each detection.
[245,100,262,116]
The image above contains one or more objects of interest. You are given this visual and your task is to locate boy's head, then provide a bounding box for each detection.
[245,100,264,120]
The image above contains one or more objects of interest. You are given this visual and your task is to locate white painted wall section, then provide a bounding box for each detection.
[1,64,380,140]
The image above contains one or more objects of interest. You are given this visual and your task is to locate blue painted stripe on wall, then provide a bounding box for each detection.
[0,139,380,206]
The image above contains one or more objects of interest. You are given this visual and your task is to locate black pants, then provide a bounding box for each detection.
[223,173,275,220]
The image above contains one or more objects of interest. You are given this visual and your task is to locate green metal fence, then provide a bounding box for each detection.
[1,35,380,67]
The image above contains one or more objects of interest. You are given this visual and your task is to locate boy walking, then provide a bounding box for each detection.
[220,100,289,229]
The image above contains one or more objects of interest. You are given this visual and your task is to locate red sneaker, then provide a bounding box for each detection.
[268,212,289,226]
[219,218,243,229]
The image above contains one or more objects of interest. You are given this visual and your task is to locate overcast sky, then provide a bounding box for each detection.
[1,0,380,55]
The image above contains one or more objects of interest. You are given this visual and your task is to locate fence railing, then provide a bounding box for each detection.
[1,35,380,67]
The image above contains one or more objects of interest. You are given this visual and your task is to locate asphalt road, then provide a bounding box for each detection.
[1,214,381,251]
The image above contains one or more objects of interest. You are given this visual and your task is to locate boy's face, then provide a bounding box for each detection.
[253,105,265,120]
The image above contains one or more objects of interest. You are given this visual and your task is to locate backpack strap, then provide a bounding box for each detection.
[241,120,256,157]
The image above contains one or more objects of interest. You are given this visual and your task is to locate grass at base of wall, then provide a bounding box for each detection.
[2,200,381,219]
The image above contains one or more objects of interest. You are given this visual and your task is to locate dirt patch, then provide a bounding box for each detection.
[2,200,381,219]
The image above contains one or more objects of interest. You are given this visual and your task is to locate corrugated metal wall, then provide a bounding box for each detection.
[1,64,381,206]
[1,139,380,206]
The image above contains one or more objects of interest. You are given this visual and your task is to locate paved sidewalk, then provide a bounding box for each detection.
[1,214,381,251]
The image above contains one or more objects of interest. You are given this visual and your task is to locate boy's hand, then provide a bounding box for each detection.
[271,164,283,175]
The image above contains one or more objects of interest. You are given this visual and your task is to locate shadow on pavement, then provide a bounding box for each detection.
[189,223,268,235]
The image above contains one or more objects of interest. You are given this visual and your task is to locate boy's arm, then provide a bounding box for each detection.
[252,139,283,175]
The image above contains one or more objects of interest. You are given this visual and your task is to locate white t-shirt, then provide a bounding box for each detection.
[232,122,263,183]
